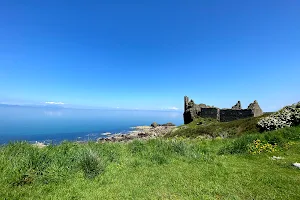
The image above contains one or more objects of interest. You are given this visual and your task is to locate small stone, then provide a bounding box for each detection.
[293,163,300,169]
[161,122,176,126]
[151,122,158,128]
[32,142,47,148]
[271,156,283,160]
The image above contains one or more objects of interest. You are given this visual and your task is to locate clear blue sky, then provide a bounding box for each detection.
[0,0,299,111]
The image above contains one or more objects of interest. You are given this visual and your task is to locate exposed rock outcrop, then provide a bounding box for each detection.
[161,122,176,126]
[150,122,176,127]
[151,122,158,128]
[97,124,176,143]
[257,103,300,131]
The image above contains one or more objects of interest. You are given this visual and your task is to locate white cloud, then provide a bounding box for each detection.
[45,101,65,105]
[161,106,180,111]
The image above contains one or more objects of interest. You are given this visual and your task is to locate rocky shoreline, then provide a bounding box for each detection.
[30,123,178,147]
[97,123,177,143]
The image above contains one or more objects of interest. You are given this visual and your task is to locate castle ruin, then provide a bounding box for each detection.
[183,96,263,124]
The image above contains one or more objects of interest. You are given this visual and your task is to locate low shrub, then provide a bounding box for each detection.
[79,149,105,179]
[218,135,259,154]
[219,126,300,155]
[247,139,278,154]
[169,139,187,156]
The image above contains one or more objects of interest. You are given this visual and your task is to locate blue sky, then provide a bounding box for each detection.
[0,0,299,111]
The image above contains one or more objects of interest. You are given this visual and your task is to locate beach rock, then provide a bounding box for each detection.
[161,122,176,126]
[97,124,177,143]
[137,132,148,137]
[135,126,151,130]
[32,142,47,148]
[151,122,158,128]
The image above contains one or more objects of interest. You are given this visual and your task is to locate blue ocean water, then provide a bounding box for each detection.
[0,106,183,144]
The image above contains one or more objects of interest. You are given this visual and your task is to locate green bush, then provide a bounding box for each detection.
[247,139,278,154]
[218,135,259,154]
[79,149,105,179]
[264,133,285,146]
[219,126,300,154]
[169,139,187,156]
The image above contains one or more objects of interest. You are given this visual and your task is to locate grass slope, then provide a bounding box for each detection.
[166,114,271,138]
[1,126,300,199]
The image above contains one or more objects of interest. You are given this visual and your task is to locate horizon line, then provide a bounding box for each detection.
[0,103,184,112]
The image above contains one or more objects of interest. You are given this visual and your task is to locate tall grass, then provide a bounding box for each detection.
[79,149,105,179]
[219,126,300,154]
[0,126,300,199]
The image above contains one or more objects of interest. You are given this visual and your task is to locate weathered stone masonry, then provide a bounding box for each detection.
[183,96,263,124]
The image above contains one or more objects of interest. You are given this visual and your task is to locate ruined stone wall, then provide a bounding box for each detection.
[183,96,263,124]
[219,109,254,122]
[200,108,220,120]
[184,96,189,111]
[248,100,263,117]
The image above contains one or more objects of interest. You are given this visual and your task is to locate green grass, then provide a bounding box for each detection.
[166,114,271,138]
[1,126,300,199]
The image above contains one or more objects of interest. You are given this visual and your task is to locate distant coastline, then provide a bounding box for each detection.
[0,103,183,112]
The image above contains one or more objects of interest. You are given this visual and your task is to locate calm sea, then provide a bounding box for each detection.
[0,106,183,144]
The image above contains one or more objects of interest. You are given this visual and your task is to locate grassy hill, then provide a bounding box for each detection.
[166,114,271,138]
[1,122,300,199]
